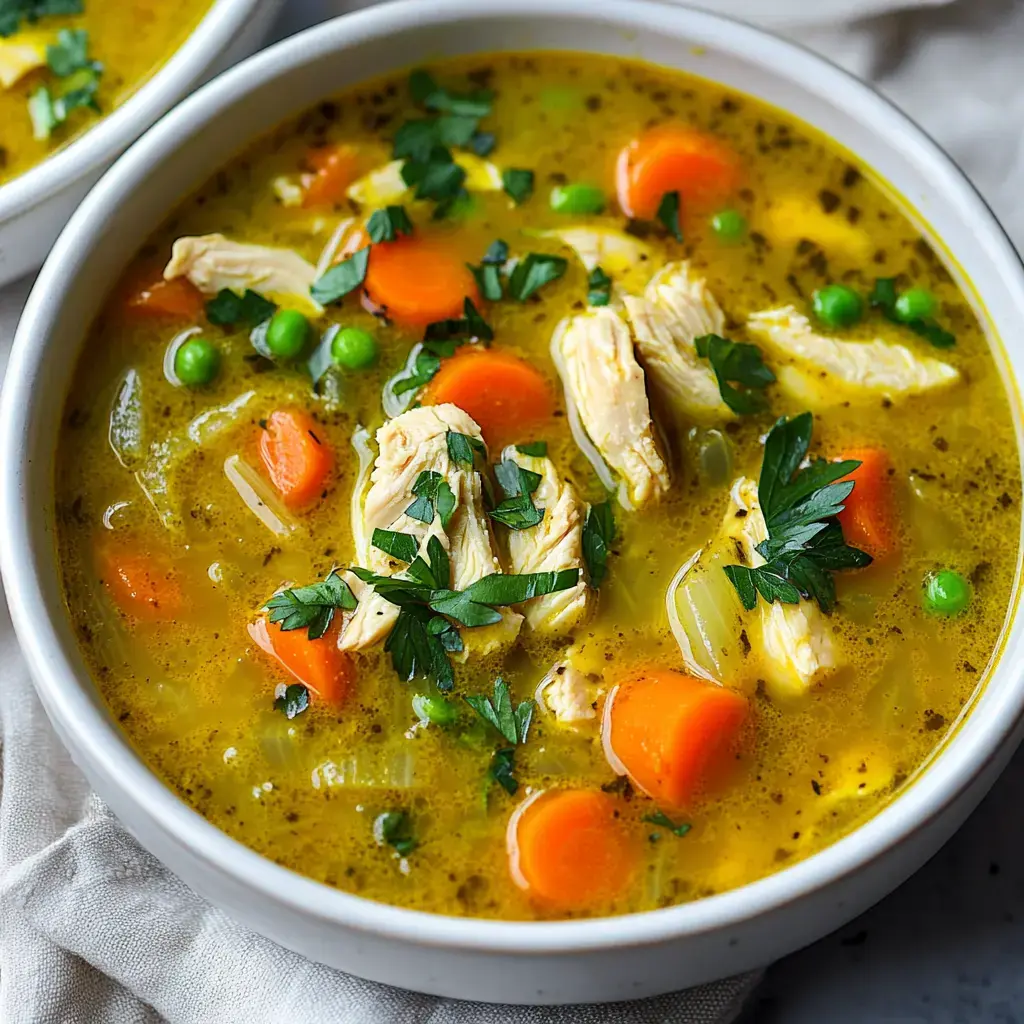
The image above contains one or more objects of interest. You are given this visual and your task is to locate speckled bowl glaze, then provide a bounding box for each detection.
[0,0,284,287]
[2,0,1023,1005]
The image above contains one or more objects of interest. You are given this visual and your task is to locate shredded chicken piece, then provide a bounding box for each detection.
[623,261,731,422]
[501,446,591,634]
[747,306,959,398]
[723,477,839,700]
[163,233,321,315]
[537,226,658,298]
[340,404,522,654]
[536,659,599,726]
[551,307,670,510]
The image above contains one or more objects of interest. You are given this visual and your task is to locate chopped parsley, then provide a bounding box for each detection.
[374,810,416,856]
[28,28,102,140]
[205,288,276,328]
[366,205,414,243]
[582,500,615,588]
[0,0,82,37]
[489,458,544,530]
[273,683,309,720]
[482,239,509,265]
[643,810,692,838]
[390,338,465,397]
[587,265,612,307]
[656,190,683,242]
[869,277,955,349]
[263,570,357,640]
[465,677,534,745]
[423,297,494,343]
[372,528,420,565]
[310,247,369,305]
[502,168,534,205]
[515,440,547,457]
[405,470,456,529]
[468,261,503,302]
[488,747,518,795]
[446,429,485,466]
[723,412,872,613]
[507,252,568,302]
[694,333,775,415]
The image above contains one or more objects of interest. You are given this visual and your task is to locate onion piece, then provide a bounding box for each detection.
[506,789,546,892]
[599,684,629,778]
[349,426,375,559]
[314,217,356,279]
[224,454,296,537]
[162,326,202,387]
[108,368,145,469]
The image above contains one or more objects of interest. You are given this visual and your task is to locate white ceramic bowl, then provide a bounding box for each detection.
[0,0,284,288]
[2,0,1024,1006]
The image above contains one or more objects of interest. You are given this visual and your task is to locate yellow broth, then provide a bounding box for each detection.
[0,0,213,185]
[55,54,1020,920]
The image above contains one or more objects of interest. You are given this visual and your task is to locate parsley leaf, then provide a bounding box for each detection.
[273,683,309,720]
[515,440,547,457]
[465,677,534,745]
[656,190,683,242]
[582,500,615,587]
[27,28,102,141]
[587,265,612,307]
[0,0,82,36]
[374,810,416,856]
[723,413,872,613]
[46,28,96,76]
[424,297,494,342]
[869,277,955,348]
[205,288,276,328]
[366,205,414,243]
[390,338,466,397]
[507,253,568,302]
[469,130,496,156]
[401,147,467,202]
[488,747,518,795]
[482,239,509,265]
[263,570,357,640]
[502,168,534,205]
[468,262,503,302]
[694,333,775,415]
[489,459,544,531]
[643,810,692,838]
[446,430,485,466]
[372,529,420,564]
[310,247,368,305]
[386,605,458,691]
[405,470,456,529]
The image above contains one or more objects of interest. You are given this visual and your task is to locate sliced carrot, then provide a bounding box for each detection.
[616,125,742,219]
[604,668,748,810]
[836,448,899,560]
[99,545,183,621]
[259,410,334,510]
[363,235,479,327]
[248,615,354,703]
[303,143,361,208]
[422,349,554,448]
[125,277,204,321]
[508,789,638,908]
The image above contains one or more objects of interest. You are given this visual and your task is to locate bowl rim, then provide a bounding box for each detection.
[0,0,273,220]
[4,0,1024,956]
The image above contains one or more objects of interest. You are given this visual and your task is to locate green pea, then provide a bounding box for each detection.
[812,284,863,328]
[265,309,309,360]
[412,694,458,727]
[922,569,971,617]
[174,337,220,387]
[710,208,747,242]
[331,326,378,370]
[549,183,606,215]
[894,287,937,323]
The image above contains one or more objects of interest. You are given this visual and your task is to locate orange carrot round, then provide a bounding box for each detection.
[303,144,360,208]
[422,349,554,448]
[603,668,748,809]
[836,448,899,560]
[507,789,638,908]
[259,410,334,510]
[126,277,204,321]
[616,125,742,219]
[100,545,183,621]
[248,615,354,703]
[363,235,479,327]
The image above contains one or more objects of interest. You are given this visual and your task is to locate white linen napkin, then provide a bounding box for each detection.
[3,0,1023,1020]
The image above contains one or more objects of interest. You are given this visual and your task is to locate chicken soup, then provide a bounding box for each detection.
[56,54,1020,920]
[0,0,213,185]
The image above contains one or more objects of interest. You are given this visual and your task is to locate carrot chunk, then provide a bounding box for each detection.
[248,615,354,703]
[507,789,638,908]
[604,668,748,809]
[616,125,742,219]
[259,410,333,510]
[363,235,479,327]
[125,277,204,321]
[422,349,554,448]
[836,448,899,560]
[100,545,183,621]
[303,143,360,208]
